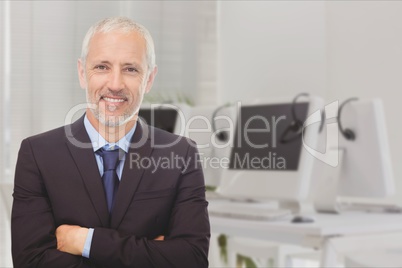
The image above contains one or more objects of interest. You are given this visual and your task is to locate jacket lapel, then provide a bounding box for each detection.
[65,115,110,227]
[111,122,153,229]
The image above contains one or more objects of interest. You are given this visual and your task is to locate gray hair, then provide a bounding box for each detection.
[80,17,156,73]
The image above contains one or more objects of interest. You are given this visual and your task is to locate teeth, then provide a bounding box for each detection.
[103,97,125,103]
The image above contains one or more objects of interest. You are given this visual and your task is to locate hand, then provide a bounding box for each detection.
[154,235,165,241]
[56,224,89,256]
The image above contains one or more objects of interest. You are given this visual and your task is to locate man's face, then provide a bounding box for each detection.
[78,30,156,127]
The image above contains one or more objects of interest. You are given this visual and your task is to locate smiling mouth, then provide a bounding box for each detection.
[101,96,127,103]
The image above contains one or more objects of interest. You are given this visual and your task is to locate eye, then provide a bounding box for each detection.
[94,65,108,70]
[125,67,138,73]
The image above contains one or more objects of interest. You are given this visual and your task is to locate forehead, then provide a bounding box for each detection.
[87,30,147,61]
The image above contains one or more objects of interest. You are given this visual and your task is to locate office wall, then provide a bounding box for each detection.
[326,2,402,203]
[217,1,327,103]
[0,2,5,181]
[218,1,402,202]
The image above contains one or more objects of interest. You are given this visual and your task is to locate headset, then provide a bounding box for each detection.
[213,93,329,143]
[280,93,325,144]
[212,103,233,142]
[338,97,358,141]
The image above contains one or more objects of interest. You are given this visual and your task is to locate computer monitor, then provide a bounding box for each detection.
[138,103,188,135]
[339,99,394,197]
[217,96,324,210]
[184,105,237,187]
[313,99,395,212]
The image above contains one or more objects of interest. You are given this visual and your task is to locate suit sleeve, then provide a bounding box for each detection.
[89,142,210,268]
[11,139,91,268]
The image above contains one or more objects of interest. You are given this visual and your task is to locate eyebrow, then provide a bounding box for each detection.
[96,60,143,70]
[122,62,141,68]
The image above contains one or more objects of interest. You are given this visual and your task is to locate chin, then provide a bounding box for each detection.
[100,113,136,127]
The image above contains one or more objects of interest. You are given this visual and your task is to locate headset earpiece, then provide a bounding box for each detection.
[343,129,356,141]
[289,120,303,132]
[280,93,309,144]
[212,103,232,142]
[216,131,228,142]
[338,97,358,141]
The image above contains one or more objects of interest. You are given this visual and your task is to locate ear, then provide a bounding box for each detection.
[77,58,87,89]
[144,66,158,94]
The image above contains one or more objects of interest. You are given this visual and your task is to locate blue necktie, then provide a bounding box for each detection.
[96,147,121,213]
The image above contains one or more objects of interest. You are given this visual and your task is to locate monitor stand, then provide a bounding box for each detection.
[313,149,344,213]
[279,200,316,216]
[313,149,400,214]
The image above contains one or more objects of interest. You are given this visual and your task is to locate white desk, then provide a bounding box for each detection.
[209,201,402,267]
[344,248,402,268]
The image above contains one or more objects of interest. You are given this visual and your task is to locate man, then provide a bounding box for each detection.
[11,17,210,268]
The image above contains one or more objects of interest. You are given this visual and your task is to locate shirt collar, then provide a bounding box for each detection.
[84,115,136,153]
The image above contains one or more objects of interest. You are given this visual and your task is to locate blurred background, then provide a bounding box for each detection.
[1,1,402,267]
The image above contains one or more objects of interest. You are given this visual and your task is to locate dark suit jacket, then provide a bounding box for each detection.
[11,116,210,268]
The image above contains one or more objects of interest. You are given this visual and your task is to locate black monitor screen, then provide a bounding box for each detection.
[138,108,178,133]
[229,102,309,171]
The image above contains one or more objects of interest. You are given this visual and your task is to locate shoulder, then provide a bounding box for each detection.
[22,117,83,149]
[16,124,74,166]
[28,125,68,141]
[23,125,68,147]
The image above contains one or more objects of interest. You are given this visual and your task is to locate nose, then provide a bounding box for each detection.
[108,69,124,92]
